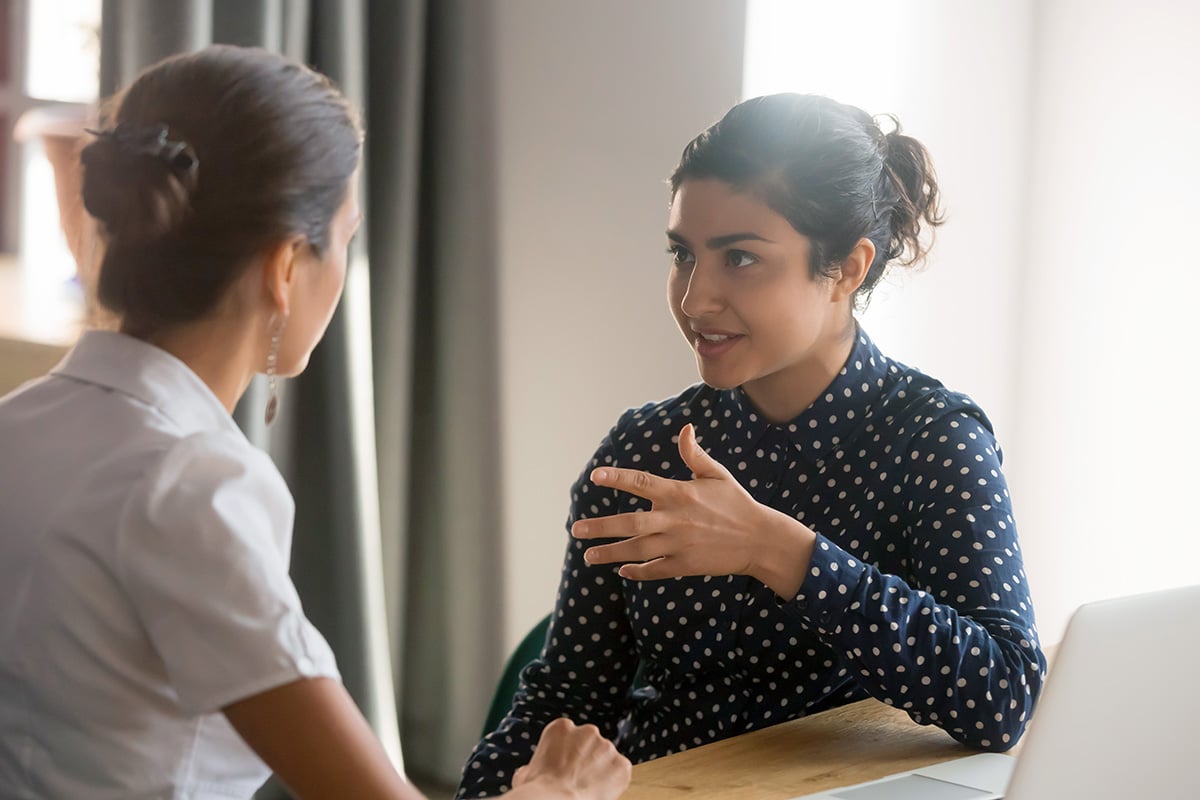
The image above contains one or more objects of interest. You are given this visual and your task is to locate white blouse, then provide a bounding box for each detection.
[0,331,339,799]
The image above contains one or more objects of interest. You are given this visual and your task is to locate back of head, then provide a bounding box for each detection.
[81,45,362,335]
[670,93,944,306]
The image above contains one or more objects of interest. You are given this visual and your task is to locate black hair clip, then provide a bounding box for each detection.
[86,122,198,173]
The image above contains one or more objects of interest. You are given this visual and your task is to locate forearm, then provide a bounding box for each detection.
[782,535,1045,749]
[224,677,420,800]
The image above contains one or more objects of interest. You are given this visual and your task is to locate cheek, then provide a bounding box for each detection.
[280,260,347,375]
[667,271,687,312]
[672,273,691,326]
[322,250,348,296]
[311,256,349,329]
[752,282,823,337]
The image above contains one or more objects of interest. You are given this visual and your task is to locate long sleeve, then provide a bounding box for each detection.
[456,417,641,798]
[455,330,1048,785]
[779,405,1046,750]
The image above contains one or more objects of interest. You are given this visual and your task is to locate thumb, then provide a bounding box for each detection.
[678,423,726,479]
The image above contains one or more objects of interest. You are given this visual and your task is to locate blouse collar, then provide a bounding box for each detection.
[52,330,239,437]
[705,327,893,465]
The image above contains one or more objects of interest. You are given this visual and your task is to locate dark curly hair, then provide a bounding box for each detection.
[670,93,944,306]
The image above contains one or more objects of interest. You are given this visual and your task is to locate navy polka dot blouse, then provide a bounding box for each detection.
[456,329,1046,797]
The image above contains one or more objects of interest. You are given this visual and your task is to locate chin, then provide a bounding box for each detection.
[282,352,313,378]
[695,365,744,391]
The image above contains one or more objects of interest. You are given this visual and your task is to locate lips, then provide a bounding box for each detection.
[693,330,743,358]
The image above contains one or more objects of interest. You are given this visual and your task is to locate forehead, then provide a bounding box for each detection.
[668,179,793,236]
[667,179,810,258]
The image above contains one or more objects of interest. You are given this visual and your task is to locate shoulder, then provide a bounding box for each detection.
[120,429,292,559]
[875,359,995,441]
[863,354,1005,473]
[140,428,286,506]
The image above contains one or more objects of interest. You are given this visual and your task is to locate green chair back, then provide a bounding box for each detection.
[481,613,551,737]
[480,612,650,738]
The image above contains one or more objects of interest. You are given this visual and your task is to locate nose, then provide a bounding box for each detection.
[679,259,723,319]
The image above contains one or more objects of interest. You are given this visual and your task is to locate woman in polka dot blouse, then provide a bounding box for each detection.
[457,93,1047,797]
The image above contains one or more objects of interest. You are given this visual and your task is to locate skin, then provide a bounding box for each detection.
[573,179,876,600]
[137,169,630,799]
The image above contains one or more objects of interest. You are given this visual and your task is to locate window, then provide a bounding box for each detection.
[1,0,101,300]
[742,0,911,112]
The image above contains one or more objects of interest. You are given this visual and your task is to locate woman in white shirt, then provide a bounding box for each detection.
[0,45,629,800]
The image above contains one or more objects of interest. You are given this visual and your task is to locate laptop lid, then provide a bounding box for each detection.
[789,583,1200,799]
[1005,582,1200,798]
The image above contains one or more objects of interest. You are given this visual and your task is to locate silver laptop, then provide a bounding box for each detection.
[792,583,1200,799]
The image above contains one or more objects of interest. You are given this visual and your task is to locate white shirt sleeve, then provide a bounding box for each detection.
[116,430,340,716]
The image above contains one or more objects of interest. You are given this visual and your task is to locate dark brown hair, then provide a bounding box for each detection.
[81,45,362,335]
[670,93,943,306]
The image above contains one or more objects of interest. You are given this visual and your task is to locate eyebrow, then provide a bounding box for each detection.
[666,230,776,249]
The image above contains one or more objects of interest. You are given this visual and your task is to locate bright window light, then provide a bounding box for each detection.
[14,0,101,314]
[742,0,913,109]
[26,0,101,102]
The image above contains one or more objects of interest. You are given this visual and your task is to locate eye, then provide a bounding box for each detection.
[667,244,695,267]
[726,249,757,268]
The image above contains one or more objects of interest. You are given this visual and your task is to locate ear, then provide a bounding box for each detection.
[830,237,875,303]
[260,236,307,316]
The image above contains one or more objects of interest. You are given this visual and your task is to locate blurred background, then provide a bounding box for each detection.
[2,0,1198,794]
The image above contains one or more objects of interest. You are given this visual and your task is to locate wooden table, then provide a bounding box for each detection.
[624,698,1008,799]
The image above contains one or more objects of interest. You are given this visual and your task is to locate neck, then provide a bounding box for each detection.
[137,315,267,414]
[742,316,858,424]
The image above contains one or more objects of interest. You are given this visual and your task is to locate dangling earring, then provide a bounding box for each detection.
[265,316,287,426]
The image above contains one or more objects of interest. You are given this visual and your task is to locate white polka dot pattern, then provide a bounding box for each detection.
[456,329,1046,798]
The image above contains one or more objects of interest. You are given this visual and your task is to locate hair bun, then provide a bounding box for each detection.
[81,123,199,247]
[880,125,943,266]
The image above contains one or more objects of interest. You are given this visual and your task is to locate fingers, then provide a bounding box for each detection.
[589,465,672,500]
[540,716,577,738]
[677,422,727,479]
[571,510,668,540]
[531,718,630,800]
[590,426,726,505]
[582,537,665,566]
[617,556,681,581]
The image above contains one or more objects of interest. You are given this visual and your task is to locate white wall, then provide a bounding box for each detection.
[1010,0,1200,640]
[492,0,749,652]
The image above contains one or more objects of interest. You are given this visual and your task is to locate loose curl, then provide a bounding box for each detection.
[669,94,944,307]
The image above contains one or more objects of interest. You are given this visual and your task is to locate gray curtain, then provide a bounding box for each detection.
[99,0,505,792]
[398,0,504,784]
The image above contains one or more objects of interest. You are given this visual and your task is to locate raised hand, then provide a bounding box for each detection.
[571,423,816,598]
